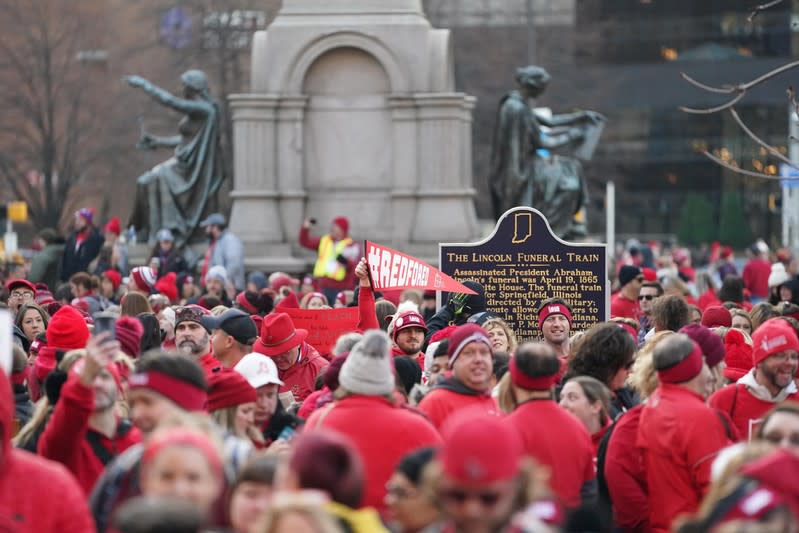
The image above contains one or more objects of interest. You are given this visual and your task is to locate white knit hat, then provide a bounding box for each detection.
[768,262,791,288]
[205,265,228,285]
[338,330,394,396]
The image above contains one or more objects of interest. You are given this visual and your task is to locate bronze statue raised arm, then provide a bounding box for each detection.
[125,70,226,247]
[488,66,604,240]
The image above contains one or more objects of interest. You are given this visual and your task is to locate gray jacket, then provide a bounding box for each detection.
[210,230,244,290]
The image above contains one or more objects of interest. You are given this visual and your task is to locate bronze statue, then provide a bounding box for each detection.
[489,66,604,240]
[125,70,225,247]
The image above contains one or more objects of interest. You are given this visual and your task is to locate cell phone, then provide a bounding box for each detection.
[309,218,317,225]
[93,312,117,340]
[278,426,296,442]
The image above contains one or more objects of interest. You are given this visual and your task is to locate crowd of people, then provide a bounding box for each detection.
[1,210,799,532]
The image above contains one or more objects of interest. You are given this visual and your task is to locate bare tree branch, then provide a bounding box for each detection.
[728,107,797,169]
[749,0,786,21]
[702,150,786,180]
[680,92,746,114]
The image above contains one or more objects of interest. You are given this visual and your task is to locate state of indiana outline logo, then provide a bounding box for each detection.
[512,212,532,244]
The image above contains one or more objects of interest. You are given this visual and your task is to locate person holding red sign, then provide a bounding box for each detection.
[417,324,498,429]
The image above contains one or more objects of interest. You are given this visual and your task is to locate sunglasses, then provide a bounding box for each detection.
[638,294,655,301]
[442,488,502,507]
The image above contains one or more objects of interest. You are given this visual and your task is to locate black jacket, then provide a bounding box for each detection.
[61,227,104,281]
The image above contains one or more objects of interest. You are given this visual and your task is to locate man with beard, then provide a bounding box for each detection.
[391,310,428,366]
[710,318,799,439]
[536,298,572,382]
[253,312,328,402]
[174,305,222,376]
[418,324,498,429]
[37,332,141,494]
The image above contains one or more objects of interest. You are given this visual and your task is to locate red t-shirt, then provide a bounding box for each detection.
[605,405,649,533]
[611,293,640,320]
[504,400,594,508]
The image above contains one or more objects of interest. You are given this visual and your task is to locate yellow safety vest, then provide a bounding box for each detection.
[313,235,352,281]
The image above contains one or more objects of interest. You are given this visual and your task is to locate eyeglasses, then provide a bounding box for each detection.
[638,295,655,301]
[442,488,503,507]
[11,291,33,300]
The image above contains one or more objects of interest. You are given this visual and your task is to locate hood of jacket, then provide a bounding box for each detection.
[432,376,488,397]
[738,368,798,403]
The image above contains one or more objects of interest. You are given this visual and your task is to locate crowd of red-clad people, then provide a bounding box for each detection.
[2,211,799,533]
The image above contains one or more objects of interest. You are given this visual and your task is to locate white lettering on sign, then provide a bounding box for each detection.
[367,243,431,289]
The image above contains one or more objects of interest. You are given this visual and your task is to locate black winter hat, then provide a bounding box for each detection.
[618,265,642,288]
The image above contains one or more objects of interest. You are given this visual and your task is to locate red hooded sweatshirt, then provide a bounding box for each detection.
[306,395,442,514]
[38,373,142,494]
[504,400,595,508]
[0,370,96,532]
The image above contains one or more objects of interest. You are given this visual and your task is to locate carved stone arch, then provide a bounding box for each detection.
[284,31,409,94]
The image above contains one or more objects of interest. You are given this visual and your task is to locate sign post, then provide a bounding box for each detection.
[440,207,608,342]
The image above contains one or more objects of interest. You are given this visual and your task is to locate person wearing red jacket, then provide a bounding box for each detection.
[0,369,96,532]
[710,318,799,440]
[636,333,732,533]
[742,243,771,302]
[174,305,222,376]
[418,324,498,429]
[37,333,141,494]
[305,329,442,514]
[253,312,328,403]
[503,342,596,509]
[299,215,360,306]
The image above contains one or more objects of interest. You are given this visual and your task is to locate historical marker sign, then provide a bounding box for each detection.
[439,207,608,342]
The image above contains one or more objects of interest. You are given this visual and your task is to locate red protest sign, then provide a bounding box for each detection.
[365,240,476,294]
[282,307,360,357]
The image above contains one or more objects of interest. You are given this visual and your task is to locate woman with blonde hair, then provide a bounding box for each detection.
[256,493,344,533]
[206,370,258,471]
[729,308,753,336]
[482,317,518,355]
[300,292,329,310]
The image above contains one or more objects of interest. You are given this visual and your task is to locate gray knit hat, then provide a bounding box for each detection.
[338,330,395,396]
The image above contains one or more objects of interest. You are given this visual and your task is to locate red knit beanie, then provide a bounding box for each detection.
[752,319,799,367]
[116,316,144,358]
[447,324,492,365]
[155,272,178,303]
[724,328,753,381]
[440,408,522,486]
[103,270,122,291]
[701,306,732,328]
[131,266,157,293]
[332,216,349,235]
[206,369,257,412]
[47,305,90,350]
[679,323,725,367]
[34,306,90,382]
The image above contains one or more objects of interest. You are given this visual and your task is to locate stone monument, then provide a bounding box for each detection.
[229,0,479,270]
